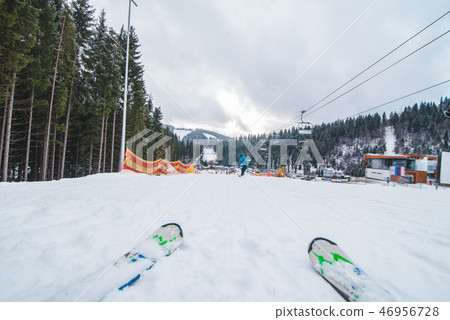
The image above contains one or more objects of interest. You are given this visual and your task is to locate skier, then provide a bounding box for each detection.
[239,154,249,177]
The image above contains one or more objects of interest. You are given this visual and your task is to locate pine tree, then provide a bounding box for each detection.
[24,0,62,181]
[57,7,77,179]
[122,26,149,140]
[71,0,95,58]
[88,10,110,173]
[41,6,68,181]
[0,0,39,181]
[70,0,95,177]
[152,107,163,133]
[105,27,123,172]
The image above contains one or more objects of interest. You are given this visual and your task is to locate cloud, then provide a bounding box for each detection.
[90,0,450,137]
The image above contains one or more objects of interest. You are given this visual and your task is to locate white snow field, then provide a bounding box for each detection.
[384,126,396,155]
[0,173,449,302]
[172,128,192,140]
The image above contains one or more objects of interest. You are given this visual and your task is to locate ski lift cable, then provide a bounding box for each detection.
[345,79,450,119]
[275,11,450,132]
[249,0,380,131]
[303,10,450,114]
[304,28,450,119]
[277,76,450,133]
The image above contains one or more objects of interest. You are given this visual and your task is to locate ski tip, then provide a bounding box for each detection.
[161,222,183,238]
[307,237,337,253]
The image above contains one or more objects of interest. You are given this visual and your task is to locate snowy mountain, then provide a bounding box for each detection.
[1,173,449,302]
[164,125,231,142]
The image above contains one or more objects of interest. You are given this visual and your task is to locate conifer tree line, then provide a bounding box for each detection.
[0,0,188,182]
[217,98,449,177]
[310,98,449,176]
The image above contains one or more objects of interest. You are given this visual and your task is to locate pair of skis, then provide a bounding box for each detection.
[95,223,389,302]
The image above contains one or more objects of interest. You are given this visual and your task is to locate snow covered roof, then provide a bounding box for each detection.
[364,153,437,160]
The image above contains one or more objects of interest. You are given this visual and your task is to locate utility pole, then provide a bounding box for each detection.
[119,0,138,171]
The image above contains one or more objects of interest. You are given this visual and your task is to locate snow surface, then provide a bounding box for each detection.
[173,128,193,140]
[202,146,218,162]
[384,126,396,155]
[0,173,449,302]
[203,133,217,140]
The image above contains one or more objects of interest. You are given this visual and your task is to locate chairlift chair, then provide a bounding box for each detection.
[297,110,313,135]
[259,140,268,152]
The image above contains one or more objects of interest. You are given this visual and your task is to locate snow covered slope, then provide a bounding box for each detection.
[384,126,396,155]
[0,173,449,302]
[165,125,231,142]
[173,128,193,140]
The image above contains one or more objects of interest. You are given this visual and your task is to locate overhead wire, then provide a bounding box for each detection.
[277,79,450,132]
[304,10,450,114]
[249,0,380,131]
[345,79,450,119]
[304,28,450,118]
[276,11,450,131]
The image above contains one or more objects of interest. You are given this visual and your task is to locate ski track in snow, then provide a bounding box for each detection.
[0,173,449,302]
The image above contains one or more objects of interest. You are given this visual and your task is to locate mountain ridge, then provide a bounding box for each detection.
[163,125,231,142]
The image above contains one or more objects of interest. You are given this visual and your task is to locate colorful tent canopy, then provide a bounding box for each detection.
[121,149,194,175]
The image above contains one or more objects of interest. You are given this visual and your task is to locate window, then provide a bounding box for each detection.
[406,160,415,170]
[368,158,389,170]
[392,159,407,168]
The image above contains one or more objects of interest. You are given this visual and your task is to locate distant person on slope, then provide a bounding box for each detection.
[239,154,249,177]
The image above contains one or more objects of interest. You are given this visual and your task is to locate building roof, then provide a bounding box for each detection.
[364,153,437,161]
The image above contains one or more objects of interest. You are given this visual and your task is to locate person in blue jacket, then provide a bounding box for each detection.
[239,154,249,176]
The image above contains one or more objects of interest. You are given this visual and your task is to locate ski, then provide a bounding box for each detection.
[116,253,157,291]
[115,223,183,291]
[308,237,392,302]
[90,223,183,301]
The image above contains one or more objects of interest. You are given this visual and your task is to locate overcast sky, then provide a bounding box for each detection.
[89,0,450,137]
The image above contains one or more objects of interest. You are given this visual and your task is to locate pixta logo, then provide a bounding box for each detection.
[126,129,172,161]
[127,129,325,167]
[192,138,324,167]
